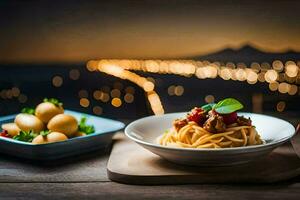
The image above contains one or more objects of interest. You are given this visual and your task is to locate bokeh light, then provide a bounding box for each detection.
[101,93,110,102]
[110,89,121,98]
[87,59,300,115]
[174,85,184,96]
[288,84,298,95]
[69,69,80,80]
[93,90,103,100]
[272,60,284,72]
[125,86,135,94]
[124,93,134,103]
[264,70,278,83]
[285,64,298,78]
[278,83,290,93]
[80,98,90,107]
[52,75,63,87]
[167,85,175,96]
[276,101,286,112]
[205,95,215,103]
[269,82,279,91]
[111,98,122,107]
[93,106,103,115]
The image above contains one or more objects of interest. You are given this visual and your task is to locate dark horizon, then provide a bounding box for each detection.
[1,43,300,65]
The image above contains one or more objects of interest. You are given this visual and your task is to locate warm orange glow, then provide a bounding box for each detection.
[80,98,90,107]
[264,70,278,83]
[111,98,122,107]
[285,64,298,78]
[87,59,299,115]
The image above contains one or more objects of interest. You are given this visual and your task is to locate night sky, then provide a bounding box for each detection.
[0,0,299,63]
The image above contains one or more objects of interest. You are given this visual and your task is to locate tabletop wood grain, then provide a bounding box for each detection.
[0,133,300,200]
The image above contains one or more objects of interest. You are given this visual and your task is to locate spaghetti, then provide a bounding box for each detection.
[157,98,263,149]
[158,121,263,148]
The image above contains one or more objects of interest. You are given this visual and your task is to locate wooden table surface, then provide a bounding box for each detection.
[0,135,300,200]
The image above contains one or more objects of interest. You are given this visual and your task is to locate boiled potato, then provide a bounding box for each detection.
[31,135,47,144]
[15,113,44,133]
[1,123,21,136]
[35,102,64,123]
[73,131,86,137]
[47,114,78,137]
[32,131,68,144]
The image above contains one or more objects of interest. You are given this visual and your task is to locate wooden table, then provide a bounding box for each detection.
[0,135,300,200]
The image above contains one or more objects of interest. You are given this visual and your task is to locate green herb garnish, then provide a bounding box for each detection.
[13,130,38,142]
[43,98,63,107]
[78,117,95,134]
[21,107,35,115]
[40,130,50,137]
[213,98,243,114]
[201,103,216,112]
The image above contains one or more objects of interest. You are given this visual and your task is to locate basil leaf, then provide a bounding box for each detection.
[21,107,35,115]
[201,103,216,112]
[214,98,243,114]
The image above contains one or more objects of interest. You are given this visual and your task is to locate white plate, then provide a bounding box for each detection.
[125,112,296,166]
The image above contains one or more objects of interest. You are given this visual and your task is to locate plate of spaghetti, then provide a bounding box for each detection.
[125,98,296,166]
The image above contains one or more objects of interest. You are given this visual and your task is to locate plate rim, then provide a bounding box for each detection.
[125,112,296,152]
[0,109,125,146]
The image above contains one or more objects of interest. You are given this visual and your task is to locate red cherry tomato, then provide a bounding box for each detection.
[221,112,238,125]
[187,107,206,125]
[0,130,10,138]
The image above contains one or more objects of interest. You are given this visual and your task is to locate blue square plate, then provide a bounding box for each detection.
[0,110,125,160]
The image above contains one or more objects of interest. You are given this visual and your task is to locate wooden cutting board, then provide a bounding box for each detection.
[107,134,300,185]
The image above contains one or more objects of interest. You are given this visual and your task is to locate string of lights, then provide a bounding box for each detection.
[87,60,164,115]
[87,59,299,115]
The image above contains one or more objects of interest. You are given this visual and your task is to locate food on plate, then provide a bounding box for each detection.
[158,98,263,148]
[35,98,64,123]
[47,114,78,137]
[1,123,20,137]
[32,131,68,144]
[0,98,95,144]
[15,113,45,133]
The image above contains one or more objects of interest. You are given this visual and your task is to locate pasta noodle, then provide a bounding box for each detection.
[158,121,263,148]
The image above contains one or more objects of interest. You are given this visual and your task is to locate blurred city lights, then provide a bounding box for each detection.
[87,59,299,115]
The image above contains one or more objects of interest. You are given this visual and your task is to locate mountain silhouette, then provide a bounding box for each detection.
[187,44,300,64]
